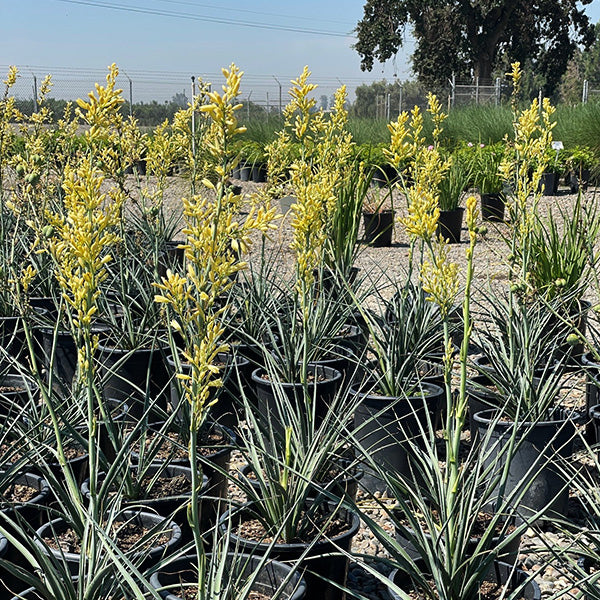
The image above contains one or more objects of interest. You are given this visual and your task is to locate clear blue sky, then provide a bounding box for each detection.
[1,0,599,105]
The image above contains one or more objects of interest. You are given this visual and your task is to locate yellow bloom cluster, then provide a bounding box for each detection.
[421,237,460,318]
[290,164,335,290]
[274,68,356,287]
[155,65,277,430]
[47,158,123,369]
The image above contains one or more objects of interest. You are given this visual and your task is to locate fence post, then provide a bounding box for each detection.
[129,77,133,116]
[583,79,588,104]
[266,91,270,122]
[398,85,402,115]
[191,76,196,159]
[450,73,455,108]
[495,77,501,106]
[32,75,38,113]
[386,93,390,120]
[475,76,479,105]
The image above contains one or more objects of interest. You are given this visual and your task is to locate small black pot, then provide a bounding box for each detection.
[239,161,252,182]
[539,171,558,195]
[363,210,394,247]
[480,193,505,222]
[149,552,307,600]
[251,163,267,183]
[569,168,590,193]
[220,503,360,600]
[436,207,464,244]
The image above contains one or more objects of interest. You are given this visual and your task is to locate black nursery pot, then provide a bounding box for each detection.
[581,351,600,443]
[220,503,360,600]
[252,365,342,440]
[98,341,171,421]
[0,315,25,371]
[150,553,307,600]
[81,464,208,543]
[351,381,444,493]
[35,511,181,577]
[473,408,578,520]
[168,351,250,430]
[436,207,464,244]
[0,373,38,422]
[239,458,363,503]
[362,210,394,247]
[385,560,540,600]
[480,193,505,222]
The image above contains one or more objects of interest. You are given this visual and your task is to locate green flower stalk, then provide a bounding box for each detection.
[154,64,277,562]
[45,157,123,562]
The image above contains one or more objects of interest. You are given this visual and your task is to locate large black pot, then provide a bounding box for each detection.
[473,408,577,519]
[168,351,250,429]
[351,381,444,493]
[480,193,505,222]
[362,210,394,247]
[385,560,540,600]
[35,511,181,576]
[436,207,464,244]
[150,552,307,600]
[98,341,170,421]
[221,503,360,600]
[252,365,342,440]
[81,463,208,542]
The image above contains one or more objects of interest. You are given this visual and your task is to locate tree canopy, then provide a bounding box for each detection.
[354,0,595,95]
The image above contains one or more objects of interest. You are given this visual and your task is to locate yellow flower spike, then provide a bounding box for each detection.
[3,66,18,87]
[421,237,460,318]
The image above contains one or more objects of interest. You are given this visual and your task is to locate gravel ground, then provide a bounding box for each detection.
[160,175,600,598]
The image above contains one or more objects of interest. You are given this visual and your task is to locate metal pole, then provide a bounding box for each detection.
[538,89,543,112]
[583,80,588,104]
[247,90,252,120]
[273,76,282,116]
[33,75,38,113]
[191,76,196,158]
[124,73,133,116]
[475,76,479,105]
[451,73,456,108]
[495,77,500,106]
[398,85,402,115]
[386,93,391,120]
[266,92,270,122]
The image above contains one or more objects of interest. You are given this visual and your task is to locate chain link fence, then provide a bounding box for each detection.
[3,66,598,125]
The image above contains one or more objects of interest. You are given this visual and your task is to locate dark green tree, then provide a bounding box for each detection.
[355,0,595,95]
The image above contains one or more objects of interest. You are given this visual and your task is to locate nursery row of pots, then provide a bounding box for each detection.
[0,268,598,599]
